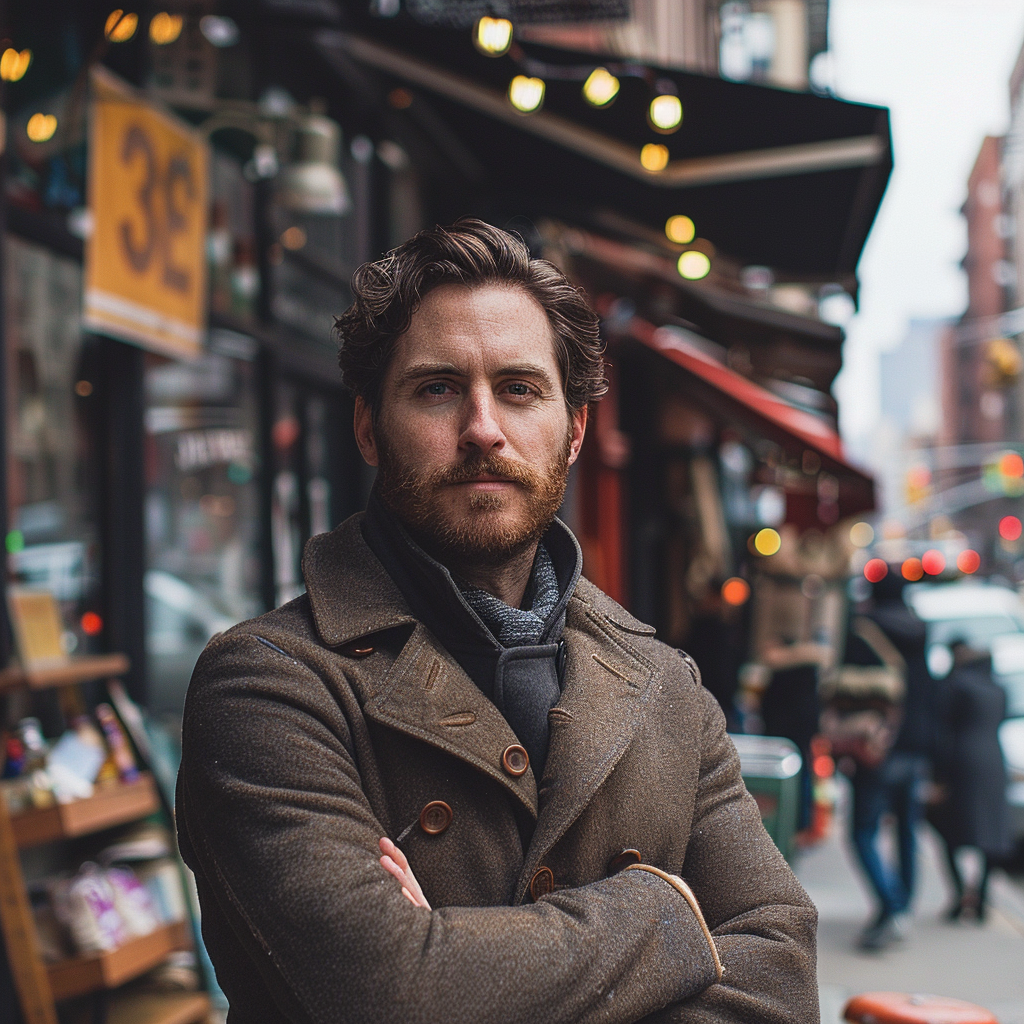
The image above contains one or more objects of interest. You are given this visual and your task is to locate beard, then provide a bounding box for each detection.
[374,427,572,568]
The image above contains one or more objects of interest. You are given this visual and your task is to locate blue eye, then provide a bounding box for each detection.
[423,382,450,395]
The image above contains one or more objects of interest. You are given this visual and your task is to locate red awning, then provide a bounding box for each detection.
[625,314,875,514]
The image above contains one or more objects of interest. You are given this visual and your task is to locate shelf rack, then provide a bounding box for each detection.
[0,656,210,1024]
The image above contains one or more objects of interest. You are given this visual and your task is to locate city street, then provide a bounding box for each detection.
[796,783,1024,1023]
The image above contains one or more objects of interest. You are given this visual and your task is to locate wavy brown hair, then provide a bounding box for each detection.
[335,218,606,414]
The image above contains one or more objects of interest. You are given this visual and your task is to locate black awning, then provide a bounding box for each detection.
[315,17,891,277]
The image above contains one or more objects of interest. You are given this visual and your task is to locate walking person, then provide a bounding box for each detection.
[931,640,1011,922]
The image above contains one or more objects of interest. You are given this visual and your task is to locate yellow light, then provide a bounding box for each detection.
[753,528,782,556]
[26,113,57,143]
[665,215,695,244]
[849,521,875,548]
[474,17,513,56]
[677,250,711,280]
[640,143,669,172]
[649,93,683,133]
[0,48,31,82]
[281,226,307,250]
[582,67,619,107]
[105,10,138,42]
[508,75,545,113]
[149,12,183,44]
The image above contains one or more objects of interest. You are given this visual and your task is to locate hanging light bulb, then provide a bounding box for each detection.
[582,67,619,107]
[649,93,683,133]
[508,75,545,113]
[474,17,513,56]
[281,112,351,215]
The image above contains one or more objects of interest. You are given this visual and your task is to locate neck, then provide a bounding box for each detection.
[446,542,539,607]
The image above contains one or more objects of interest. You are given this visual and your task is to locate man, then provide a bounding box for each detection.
[177,219,817,1023]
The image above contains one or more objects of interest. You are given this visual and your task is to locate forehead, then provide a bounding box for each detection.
[393,283,558,368]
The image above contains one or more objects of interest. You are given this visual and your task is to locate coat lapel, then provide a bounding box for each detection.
[363,625,539,818]
[515,599,657,901]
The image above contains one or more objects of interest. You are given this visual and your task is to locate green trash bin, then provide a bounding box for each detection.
[729,734,803,861]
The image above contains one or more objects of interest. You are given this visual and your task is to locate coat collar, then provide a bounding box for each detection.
[302,514,661,859]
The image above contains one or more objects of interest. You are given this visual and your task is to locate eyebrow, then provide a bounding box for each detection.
[395,362,559,390]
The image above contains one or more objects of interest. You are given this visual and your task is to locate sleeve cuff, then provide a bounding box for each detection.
[623,863,724,982]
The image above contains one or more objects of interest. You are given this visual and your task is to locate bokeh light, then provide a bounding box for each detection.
[474,16,513,56]
[0,48,31,82]
[901,557,924,581]
[849,521,874,548]
[721,577,751,606]
[26,113,57,142]
[863,558,888,583]
[81,612,103,636]
[1000,515,1023,541]
[105,10,138,42]
[921,549,945,575]
[957,549,981,574]
[508,75,545,113]
[583,67,620,107]
[149,12,183,44]
[665,215,696,244]
[999,452,1024,478]
[640,143,670,172]
[753,528,781,556]
[649,93,683,132]
[677,250,711,280]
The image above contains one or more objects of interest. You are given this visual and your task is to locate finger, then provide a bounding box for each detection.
[379,854,409,886]
[380,837,411,874]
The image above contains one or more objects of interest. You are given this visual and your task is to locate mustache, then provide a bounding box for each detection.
[430,454,539,489]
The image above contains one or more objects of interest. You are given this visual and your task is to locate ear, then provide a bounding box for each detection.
[567,405,588,467]
[353,396,379,467]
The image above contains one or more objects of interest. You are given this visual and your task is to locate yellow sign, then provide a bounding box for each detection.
[85,67,209,359]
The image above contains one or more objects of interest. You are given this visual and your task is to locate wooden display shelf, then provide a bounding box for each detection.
[47,920,192,1001]
[0,653,130,694]
[66,991,211,1024]
[8,774,159,849]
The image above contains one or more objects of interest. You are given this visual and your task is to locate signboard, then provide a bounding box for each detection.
[85,66,209,359]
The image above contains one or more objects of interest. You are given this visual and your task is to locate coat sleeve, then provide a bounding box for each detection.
[177,632,722,1024]
[639,684,819,1024]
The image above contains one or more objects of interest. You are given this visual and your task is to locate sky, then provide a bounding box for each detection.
[829,0,1024,451]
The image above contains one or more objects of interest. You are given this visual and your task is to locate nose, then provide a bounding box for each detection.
[459,386,506,455]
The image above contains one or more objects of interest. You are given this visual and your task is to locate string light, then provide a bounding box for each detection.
[508,75,545,113]
[105,10,138,42]
[582,67,620,107]
[149,12,183,44]
[665,215,695,244]
[649,93,683,133]
[474,17,513,56]
[0,48,31,82]
[640,143,669,172]
[677,250,711,280]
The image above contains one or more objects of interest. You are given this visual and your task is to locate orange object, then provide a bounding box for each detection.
[901,557,924,581]
[844,992,998,1024]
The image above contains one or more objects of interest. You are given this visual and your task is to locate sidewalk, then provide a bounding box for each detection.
[794,782,1024,1024]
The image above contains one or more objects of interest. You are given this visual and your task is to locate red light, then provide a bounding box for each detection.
[864,558,888,583]
[901,557,924,581]
[813,755,835,778]
[921,549,945,575]
[999,452,1024,478]
[957,549,981,574]
[1000,515,1023,541]
[80,611,103,636]
[721,577,750,606]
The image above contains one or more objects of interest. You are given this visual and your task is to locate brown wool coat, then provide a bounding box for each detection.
[176,515,818,1024]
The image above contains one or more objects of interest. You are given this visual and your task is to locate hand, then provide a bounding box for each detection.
[379,837,431,910]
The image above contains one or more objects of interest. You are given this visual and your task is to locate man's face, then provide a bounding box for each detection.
[354,283,587,565]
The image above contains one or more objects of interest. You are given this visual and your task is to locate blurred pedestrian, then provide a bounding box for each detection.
[931,640,1011,922]
[684,581,744,730]
[824,570,931,950]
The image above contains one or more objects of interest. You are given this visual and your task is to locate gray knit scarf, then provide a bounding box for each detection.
[458,544,560,647]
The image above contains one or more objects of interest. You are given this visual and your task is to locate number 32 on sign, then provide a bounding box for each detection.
[85,66,210,360]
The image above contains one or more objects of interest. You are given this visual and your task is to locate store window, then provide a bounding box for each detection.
[4,235,101,656]
[143,333,263,721]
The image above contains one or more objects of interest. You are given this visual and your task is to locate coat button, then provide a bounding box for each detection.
[607,849,642,874]
[419,801,453,835]
[530,866,554,901]
[502,744,529,777]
